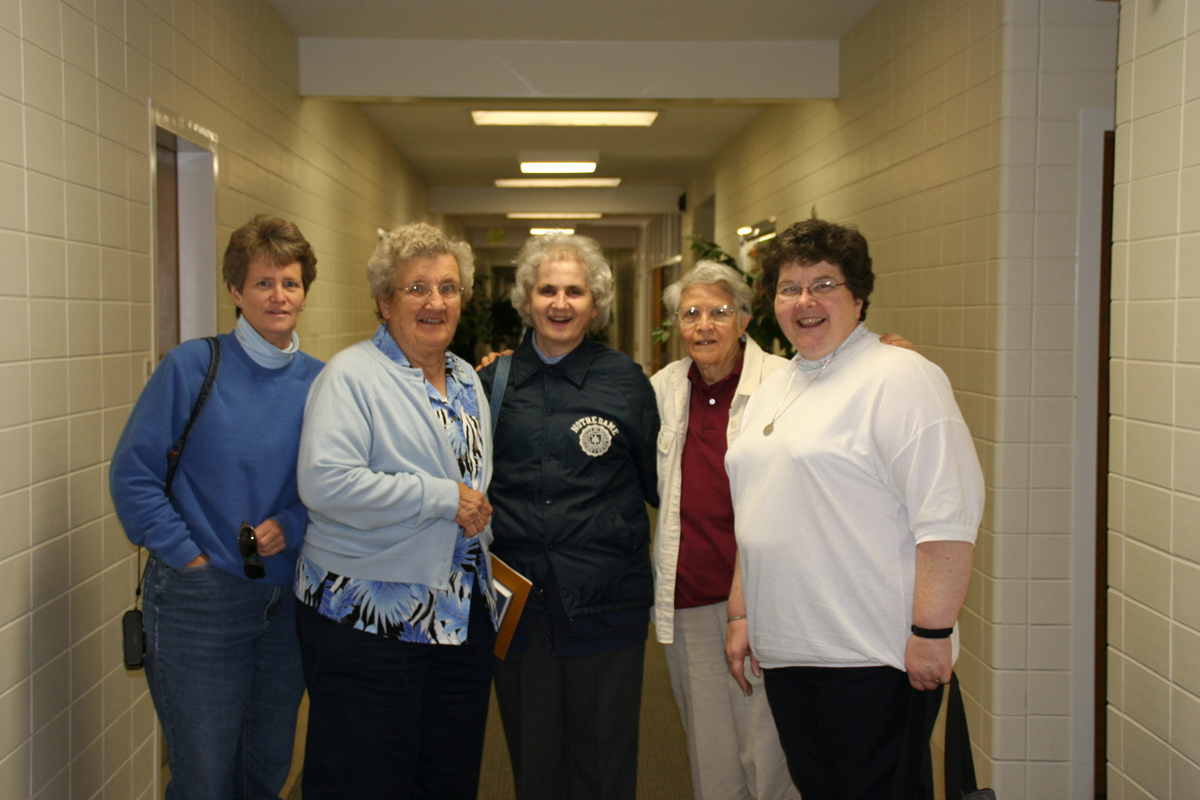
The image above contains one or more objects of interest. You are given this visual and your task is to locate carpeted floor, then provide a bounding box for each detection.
[287,634,694,799]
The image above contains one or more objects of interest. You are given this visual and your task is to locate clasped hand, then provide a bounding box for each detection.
[456,483,492,537]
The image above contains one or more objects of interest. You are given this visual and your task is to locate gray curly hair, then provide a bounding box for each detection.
[661,260,754,325]
[367,222,475,319]
[510,232,614,331]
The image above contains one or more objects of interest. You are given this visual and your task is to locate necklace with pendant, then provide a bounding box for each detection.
[762,358,830,436]
[761,325,870,436]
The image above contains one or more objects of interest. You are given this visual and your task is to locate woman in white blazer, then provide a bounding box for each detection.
[649,261,797,800]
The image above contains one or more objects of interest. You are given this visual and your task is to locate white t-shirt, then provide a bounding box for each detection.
[725,331,984,671]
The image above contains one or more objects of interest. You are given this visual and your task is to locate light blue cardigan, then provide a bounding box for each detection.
[296,340,493,588]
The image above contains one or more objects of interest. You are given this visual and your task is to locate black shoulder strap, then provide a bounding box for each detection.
[164,336,221,498]
[944,672,984,798]
[489,354,512,433]
[893,672,991,800]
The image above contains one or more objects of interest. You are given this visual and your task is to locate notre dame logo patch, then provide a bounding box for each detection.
[570,416,619,457]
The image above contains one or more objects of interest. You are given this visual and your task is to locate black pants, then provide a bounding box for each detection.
[763,665,942,800]
[492,616,645,800]
[295,589,496,800]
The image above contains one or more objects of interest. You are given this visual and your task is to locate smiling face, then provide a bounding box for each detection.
[774,260,864,360]
[377,252,462,362]
[524,258,598,358]
[230,258,306,349]
[677,283,749,384]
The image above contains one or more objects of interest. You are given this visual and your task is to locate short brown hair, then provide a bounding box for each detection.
[760,218,874,321]
[222,215,318,310]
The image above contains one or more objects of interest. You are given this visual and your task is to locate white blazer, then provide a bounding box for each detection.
[648,339,788,643]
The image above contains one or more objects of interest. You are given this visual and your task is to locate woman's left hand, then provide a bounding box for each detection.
[905,635,953,691]
[254,519,287,558]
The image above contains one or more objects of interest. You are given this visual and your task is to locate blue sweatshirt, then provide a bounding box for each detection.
[110,333,324,585]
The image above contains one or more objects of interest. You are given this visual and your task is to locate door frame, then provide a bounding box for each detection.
[1071,107,1114,799]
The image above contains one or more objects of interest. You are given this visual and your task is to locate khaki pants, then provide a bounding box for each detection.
[664,602,802,800]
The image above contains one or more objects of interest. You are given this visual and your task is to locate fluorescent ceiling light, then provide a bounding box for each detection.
[495,178,621,188]
[530,228,575,235]
[473,110,658,127]
[507,212,602,220]
[736,226,754,236]
[521,162,597,174]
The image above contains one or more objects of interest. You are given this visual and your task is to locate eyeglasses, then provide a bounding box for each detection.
[238,522,266,580]
[400,282,464,300]
[776,279,846,301]
[674,305,738,326]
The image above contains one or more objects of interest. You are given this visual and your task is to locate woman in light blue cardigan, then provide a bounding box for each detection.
[293,222,497,800]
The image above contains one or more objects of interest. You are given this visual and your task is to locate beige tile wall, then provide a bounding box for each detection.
[1109,0,1200,797]
[709,0,1117,797]
[0,0,428,797]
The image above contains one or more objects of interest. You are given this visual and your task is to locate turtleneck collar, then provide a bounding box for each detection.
[794,322,870,371]
[235,314,299,369]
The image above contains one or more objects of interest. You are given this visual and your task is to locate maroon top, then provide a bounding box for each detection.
[675,350,743,609]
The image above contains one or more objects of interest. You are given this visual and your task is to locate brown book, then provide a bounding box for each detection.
[490,553,532,660]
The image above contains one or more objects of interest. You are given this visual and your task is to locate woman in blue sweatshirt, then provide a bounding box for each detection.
[110,215,323,800]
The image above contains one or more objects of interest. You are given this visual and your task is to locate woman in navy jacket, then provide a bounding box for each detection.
[479,232,659,800]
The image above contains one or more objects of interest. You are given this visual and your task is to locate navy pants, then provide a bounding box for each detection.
[492,616,645,800]
[763,665,942,800]
[142,553,305,800]
[295,587,496,800]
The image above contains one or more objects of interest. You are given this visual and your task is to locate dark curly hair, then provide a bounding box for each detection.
[222,215,318,316]
[759,218,874,321]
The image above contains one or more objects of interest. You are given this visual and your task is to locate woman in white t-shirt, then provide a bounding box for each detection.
[724,218,985,800]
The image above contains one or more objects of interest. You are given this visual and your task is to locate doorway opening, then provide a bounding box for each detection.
[151,106,218,366]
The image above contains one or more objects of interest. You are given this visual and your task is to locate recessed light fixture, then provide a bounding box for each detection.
[520,162,597,174]
[472,110,658,126]
[495,178,622,188]
[530,227,575,235]
[507,213,602,220]
[739,220,777,241]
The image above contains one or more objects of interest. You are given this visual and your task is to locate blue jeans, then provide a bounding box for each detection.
[142,553,306,800]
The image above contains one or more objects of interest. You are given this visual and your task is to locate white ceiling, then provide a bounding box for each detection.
[267,0,882,220]
[267,0,880,41]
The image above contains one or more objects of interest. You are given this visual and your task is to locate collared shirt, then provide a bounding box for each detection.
[295,326,495,643]
[675,352,743,608]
